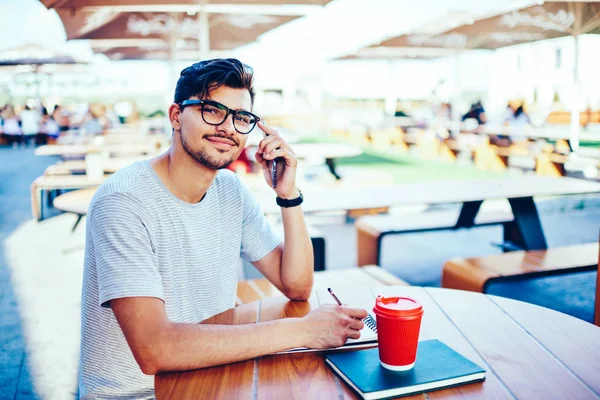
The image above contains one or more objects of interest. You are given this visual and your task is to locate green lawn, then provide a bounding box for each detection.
[299,136,505,184]
[336,151,504,184]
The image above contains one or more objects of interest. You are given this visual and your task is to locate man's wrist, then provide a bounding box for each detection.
[286,318,309,349]
[276,187,300,200]
[276,189,303,208]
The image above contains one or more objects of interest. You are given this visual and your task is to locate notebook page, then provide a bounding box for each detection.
[276,319,378,354]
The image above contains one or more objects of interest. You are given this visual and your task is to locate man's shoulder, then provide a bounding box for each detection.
[91,162,152,210]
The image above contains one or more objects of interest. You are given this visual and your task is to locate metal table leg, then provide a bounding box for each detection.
[507,197,548,250]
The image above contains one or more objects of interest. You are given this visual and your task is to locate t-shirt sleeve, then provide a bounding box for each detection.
[89,193,163,308]
[239,182,282,263]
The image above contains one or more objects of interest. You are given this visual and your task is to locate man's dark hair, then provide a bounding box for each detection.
[174,58,255,105]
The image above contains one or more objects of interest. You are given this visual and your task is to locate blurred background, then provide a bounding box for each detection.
[1,1,600,399]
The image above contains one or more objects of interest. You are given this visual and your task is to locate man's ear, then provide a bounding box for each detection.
[168,103,181,131]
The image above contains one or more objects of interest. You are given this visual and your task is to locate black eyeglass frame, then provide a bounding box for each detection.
[178,99,260,134]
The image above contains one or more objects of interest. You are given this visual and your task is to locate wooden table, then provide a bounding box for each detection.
[52,188,97,230]
[248,142,362,181]
[254,176,600,251]
[155,286,600,399]
[34,143,153,157]
[44,156,148,176]
[31,175,106,220]
[290,143,361,180]
[43,176,600,252]
[461,124,600,142]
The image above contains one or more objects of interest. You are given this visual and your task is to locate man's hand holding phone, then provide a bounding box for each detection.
[255,121,299,199]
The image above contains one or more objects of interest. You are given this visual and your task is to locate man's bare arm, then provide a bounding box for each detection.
[252,203,313,301]
[111,296,366,375]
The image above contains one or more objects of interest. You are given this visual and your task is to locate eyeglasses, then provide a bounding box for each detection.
[179,99,260,134]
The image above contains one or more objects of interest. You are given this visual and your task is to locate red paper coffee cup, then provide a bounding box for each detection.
[373,295,423,371]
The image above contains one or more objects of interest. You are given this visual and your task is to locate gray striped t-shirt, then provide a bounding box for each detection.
[79,161,281,399]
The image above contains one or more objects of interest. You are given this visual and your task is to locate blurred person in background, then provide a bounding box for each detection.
[52,105,71,132]
[1,104,22,147]
[80,104,107,135]
[492,102,531,146]
[39,107,60,144]
[461,100,487,125]
[20,104,40,146]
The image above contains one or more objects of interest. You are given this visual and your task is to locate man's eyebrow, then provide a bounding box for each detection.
[205,97,251,113]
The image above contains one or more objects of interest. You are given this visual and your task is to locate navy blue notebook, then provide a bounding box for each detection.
[325,339,485,400]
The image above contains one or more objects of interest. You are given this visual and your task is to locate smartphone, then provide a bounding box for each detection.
[271,158,278,188]
[262,122,280,189]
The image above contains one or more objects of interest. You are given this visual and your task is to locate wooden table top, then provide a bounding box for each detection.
[289,143,362,159]
[44,156,149,176]
[34,143,152,156]
[32,174,107,191]
[253,176,600,214]
[155,286,600,400]
[44,176,600,218]
[52,188,97,215]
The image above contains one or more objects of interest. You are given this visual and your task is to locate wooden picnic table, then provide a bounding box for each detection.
[462,124,600,143]
[155,285,600,399]
[31,175,106,221]
[44,156,149,176]
[45,176,600,251]
[34,143,153,157]
[254,176,600,251]
[247,142,362,181]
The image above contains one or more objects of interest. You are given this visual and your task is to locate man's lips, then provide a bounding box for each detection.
[205,136,237,149]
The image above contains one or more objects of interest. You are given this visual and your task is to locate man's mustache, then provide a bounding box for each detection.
[204,134,239,147]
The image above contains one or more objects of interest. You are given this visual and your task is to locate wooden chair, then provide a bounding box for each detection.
[442,243,599,293]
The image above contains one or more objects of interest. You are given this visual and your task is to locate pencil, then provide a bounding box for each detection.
[327,287,343,306]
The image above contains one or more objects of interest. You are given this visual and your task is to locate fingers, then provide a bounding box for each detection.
[254,150,267,167]
[346,329,362,340]
[342,306,369,320]
[257,121,277,136]
[261,148,297,166]
[346,317,365,331]
[258,135,291,156]
[256,124,294,156]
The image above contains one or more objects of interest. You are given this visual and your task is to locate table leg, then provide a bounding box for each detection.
[507,197,547,250]
[325,158,342,180]
[30,181,42,221]
[454,201,483,228]
[72,214,84,232]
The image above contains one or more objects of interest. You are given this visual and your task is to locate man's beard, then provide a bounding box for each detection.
[180,128,237,170]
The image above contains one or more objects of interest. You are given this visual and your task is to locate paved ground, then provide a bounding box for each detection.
[1,147,599,400]
[1,147,59,400]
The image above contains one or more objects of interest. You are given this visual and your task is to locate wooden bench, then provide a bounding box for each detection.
[442,243,599,293]
[236,265,408,305]
[356,210,514,266]
[473,142,533,173]
[535,152,569,177]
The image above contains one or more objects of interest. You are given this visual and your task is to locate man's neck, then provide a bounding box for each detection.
[151,145,217,204]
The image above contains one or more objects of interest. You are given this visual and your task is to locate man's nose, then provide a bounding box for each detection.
[217,113,236,135]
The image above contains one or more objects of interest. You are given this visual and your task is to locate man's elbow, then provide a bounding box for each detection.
[139,359,160,376]
[289,292,311,302]
[284,283,313,302]
[133,343,166,375]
